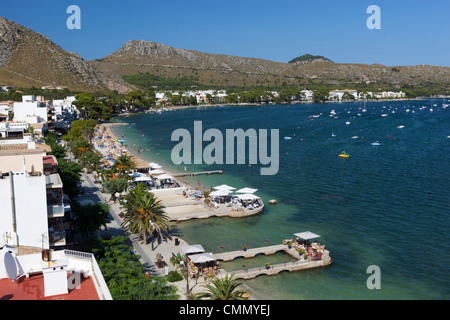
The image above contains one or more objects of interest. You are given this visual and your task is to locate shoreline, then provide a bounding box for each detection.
[114,96,437,117]
[97,123,265,300]
[106,123,199,191]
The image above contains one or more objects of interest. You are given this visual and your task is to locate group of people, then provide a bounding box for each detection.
[183,256,221,279]
[284,238,326,261]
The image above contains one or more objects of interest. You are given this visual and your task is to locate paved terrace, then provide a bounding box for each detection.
[152,188,265,222]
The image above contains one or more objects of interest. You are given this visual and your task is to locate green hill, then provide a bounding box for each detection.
[288,54,333,64]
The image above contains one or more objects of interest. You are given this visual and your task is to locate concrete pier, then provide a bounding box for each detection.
[172,170,223,177]
[213,244,332,280]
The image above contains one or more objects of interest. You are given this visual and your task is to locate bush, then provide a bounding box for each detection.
[166,271,183,282]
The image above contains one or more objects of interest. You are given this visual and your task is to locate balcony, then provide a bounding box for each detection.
[47,204,65,218]
[49,218,66,247]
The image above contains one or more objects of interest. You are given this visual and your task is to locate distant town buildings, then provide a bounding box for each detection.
[329,89,359,101]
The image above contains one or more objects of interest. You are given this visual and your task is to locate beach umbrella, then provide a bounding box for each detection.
[149,169,165,175]
[293,231,320,240]
[129,172,142,178]
[149,162,162,168]
[235,187,258,194]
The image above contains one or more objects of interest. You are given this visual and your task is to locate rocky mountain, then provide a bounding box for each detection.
[91,40,450,89]
[0,16,132,93]
[0,16,448,93]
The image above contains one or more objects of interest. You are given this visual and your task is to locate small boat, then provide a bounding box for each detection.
[371,142,381,146]
[351,136,359,139]
[346,122,351,125]
[381,114,388,117]
[331,133,336,137]
[339,154,350,158]
[284,136,292,140]
[397,125,405,129]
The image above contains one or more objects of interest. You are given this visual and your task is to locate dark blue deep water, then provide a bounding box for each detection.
[112,99,449,299]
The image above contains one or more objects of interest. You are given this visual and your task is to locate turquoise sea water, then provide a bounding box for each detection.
[111,99,450,300]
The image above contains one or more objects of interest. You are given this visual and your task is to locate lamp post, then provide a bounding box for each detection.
[181,260,190,293]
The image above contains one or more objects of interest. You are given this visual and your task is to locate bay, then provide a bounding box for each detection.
[111,99,450,300]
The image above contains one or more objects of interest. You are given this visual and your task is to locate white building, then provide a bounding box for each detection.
[0,149,68,249]
[329,89,358,101]
[52,96,78,120]
[301,90,314,101]
[0,170,49,249]
[0,122,29,138]
[13,95,48,124]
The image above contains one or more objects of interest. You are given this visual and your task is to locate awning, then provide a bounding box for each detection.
[180,244,205,255]
[156,174,173,180]
[235,193,260,201]
[213,184,236,191]
[236,187,258,194]
[209,190,231,197]
[134,176,152,182]
[294,231,320,240]
[189,252,216,264]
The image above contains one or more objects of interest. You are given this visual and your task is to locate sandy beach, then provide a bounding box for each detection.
[92,122,262,300]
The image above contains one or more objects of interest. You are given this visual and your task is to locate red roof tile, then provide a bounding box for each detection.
[0,274,100,300]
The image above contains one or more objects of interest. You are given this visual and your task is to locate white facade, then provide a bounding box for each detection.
[0,171,49,249]
[52,96,78,120]
[0,122,30,138]
[301,90,314,101]
[13,101,48,124]
[329,89,358,101]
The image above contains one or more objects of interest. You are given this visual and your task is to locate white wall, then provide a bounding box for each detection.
[0,171,49,249]
[13,102,48,123]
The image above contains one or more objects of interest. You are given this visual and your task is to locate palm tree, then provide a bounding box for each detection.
[113,154,137,177]
[202,190,211,203]
[193,274,251,300]
[121,185,169,247]
[71,201,110,241]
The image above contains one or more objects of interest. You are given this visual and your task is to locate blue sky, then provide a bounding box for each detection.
[1,0,449,66]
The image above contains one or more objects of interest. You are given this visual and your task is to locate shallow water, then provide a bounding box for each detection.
[112,99,450,299]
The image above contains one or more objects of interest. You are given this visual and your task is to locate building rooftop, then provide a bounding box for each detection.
[0,273,100,300]
[45,173,63,189]
[43,155,57,167]
[0,248,112,300]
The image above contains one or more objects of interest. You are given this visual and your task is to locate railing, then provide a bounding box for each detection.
[64,249,93,260]
[63,249,113,300]
[228,258,317,279]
